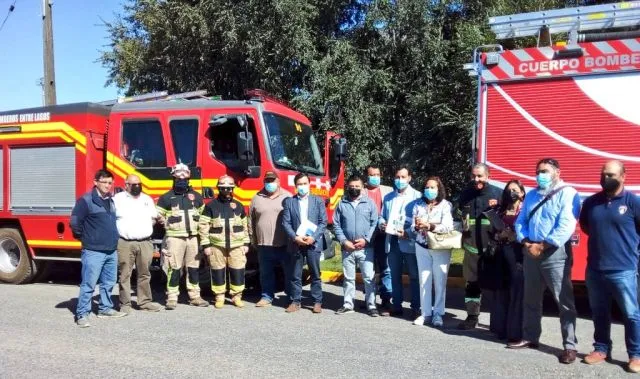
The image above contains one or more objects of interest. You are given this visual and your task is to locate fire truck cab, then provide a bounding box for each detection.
[465,2,640,281]
[0,90,346,284]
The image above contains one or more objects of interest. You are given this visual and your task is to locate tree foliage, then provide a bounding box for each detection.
[101,0,622,196]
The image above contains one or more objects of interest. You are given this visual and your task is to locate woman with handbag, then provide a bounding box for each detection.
[411,176,456,327]
[487,180,526,342]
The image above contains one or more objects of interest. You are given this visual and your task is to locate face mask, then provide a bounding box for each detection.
[394,178,408,190]
[129,184,142,197]
[297,185,310,196]
[600,176,620,194]
[174,179,189,194]
[218,187,233,198]
[509,190,520,202]
[265,182,278,193]
[424,188,438,201]
[536,173,552,190]
[348,187,361,198]
[368,176,381,187]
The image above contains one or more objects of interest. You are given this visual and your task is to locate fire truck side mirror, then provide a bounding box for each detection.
[237,131,254,161]
[202,187,214,199]
[332,137,347,162]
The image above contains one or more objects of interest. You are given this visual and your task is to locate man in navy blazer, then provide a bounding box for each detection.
[282,172,328,313]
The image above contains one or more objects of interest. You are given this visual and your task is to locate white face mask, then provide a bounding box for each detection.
[296,185,310,196]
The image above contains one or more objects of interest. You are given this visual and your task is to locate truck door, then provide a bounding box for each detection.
[200,109,263,206]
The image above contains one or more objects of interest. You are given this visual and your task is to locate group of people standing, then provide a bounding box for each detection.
[69,157,640,373]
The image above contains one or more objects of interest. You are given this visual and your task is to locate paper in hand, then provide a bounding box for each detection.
[296,219,317,237]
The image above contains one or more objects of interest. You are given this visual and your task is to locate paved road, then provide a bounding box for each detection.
[0,273,634,378]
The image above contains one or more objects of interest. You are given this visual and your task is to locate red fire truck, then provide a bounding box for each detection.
[0,90,346,284]
[466,2,640,281]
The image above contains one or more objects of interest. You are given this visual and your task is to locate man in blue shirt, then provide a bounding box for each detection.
[511,158,581,365]
[579,160,640,373]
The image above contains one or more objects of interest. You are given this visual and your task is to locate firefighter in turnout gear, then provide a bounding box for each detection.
[456,163,502,330]
[157,163,209,310]
[199,175,250,308]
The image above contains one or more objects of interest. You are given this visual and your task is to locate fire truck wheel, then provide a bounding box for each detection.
[0,228,33,284]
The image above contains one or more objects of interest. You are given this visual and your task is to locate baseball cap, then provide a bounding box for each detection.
[264,171,277,180]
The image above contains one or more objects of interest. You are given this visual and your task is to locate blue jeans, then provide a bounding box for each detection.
[258,245,290,302]
[342,248,376,309]
[76,249,117,318]
[388,238,419,312]
[289,249,322,304]
[587,268,640,358]
[373,232,391,303]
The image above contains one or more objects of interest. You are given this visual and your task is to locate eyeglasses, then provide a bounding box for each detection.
[97,180,113,185]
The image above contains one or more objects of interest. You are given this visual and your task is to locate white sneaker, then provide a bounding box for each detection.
[413,315,426,326]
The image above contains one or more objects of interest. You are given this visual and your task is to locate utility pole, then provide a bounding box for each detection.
[42,0,56,105]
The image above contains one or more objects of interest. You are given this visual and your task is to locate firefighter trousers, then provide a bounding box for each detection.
[163,236,201,302]
[463,248,482,316]
[208,246,247,296]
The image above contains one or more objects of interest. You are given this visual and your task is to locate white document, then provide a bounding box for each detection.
[385,213,405,236]
[296,219,318,237]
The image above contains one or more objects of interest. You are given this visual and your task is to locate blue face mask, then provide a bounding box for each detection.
[296,185,310,196]
[368,176,381,187]
[394,178,408,190]
[424,188,438,201]
[264,182,278,193]
[536,173,553,190]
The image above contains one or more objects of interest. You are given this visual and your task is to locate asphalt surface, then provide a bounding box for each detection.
[0,267,635,378]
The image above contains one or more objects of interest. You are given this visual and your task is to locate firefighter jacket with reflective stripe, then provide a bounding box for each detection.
[156,188,205,238]
[456,184,502,254]
[199,197,250,249]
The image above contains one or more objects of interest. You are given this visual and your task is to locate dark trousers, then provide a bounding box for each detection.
[258,245,290,302]
[488,243,524,341]
[587,268,640,358]
[289,249,322,304]
[373,232,392,303]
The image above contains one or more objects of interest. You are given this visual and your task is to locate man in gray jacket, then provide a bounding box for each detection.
[334,175,380,317]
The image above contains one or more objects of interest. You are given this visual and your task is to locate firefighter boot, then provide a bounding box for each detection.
[189,297,209,307]
[166,297,178,310]
[214,294,225,309]
[232,294,245,308]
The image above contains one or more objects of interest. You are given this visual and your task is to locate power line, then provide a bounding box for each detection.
[0,0,18,34]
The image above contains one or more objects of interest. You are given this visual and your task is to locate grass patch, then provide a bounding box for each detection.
[320,246,465,273]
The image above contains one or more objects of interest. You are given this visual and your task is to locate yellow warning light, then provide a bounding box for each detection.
[555,41,567,47]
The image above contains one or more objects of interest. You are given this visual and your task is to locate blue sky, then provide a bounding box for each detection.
[0,0,124,111]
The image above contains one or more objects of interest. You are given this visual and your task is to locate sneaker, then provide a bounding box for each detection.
[285,302,301,313]
[97,309,127,318]
[432,314,443,328]
[120,305,132,315]
[139,302,162,312]
[312,304,322,314]
[628,358,640,373]
[335,306,355,315]
[76,316,91,328]
[413,315,426,326]
[368,308,379,317]
[165,300,177,310]
[255,299,272,307]
[583,351,609,365]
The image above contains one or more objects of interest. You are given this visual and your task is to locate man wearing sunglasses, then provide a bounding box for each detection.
[71,169,127,327]
[199,175,250,308]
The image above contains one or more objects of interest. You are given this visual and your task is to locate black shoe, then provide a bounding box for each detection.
[507,340,540,349]
[368,309,379,317]
[335,306,354,315]
[390,309,403,317]
[457,316,478,330]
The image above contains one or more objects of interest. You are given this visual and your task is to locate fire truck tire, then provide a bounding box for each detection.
[0,228,34,284]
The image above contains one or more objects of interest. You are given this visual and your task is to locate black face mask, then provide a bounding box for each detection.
[173,179,189,194]
[218,187,233,200]
[348,188,361,198]
[600,176,620,194]
[129,184,142,197]
[509,190,520,202]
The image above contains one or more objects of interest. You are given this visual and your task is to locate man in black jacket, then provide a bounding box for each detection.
[456,163,502,330]
[71,169,127,327]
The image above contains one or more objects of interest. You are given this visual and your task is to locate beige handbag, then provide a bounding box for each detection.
[427,230,462,250]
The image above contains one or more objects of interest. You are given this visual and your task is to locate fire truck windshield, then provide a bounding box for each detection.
[263,112,325,175]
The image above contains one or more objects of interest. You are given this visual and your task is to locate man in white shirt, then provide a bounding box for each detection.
[114,174,162,313]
